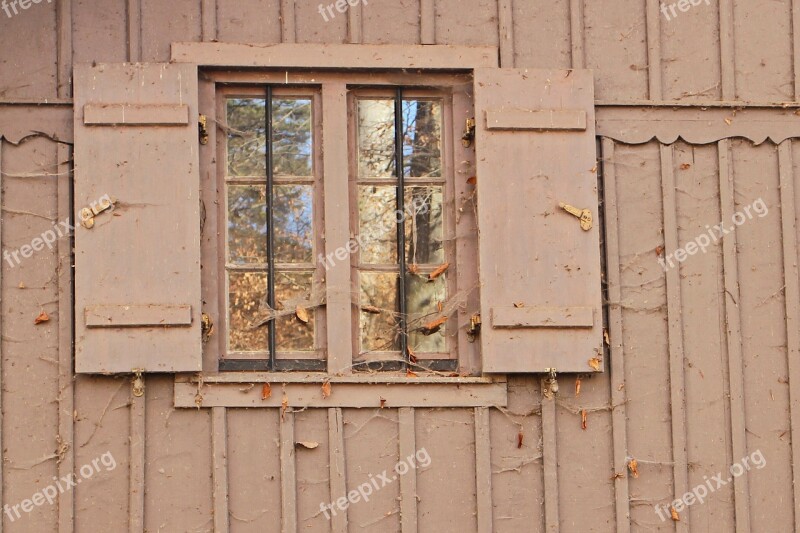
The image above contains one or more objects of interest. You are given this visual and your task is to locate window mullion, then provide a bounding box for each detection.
[394,88,408,367]
[265,85,277,369]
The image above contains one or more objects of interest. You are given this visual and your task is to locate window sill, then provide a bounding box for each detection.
[174,373,507,408]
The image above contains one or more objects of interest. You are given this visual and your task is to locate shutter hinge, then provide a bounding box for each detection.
[543,368,559,398]
[132,370,145,397]
[461,117,476,147]
[558,202,593,231]
[467,313,481,342]
[198,114,209,145]
[201,313,214,343]
[79,196,117,229]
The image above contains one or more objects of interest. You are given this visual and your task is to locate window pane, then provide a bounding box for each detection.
[273,185,313,263]
[227,185,267,265]
[274,271,315,352]
[407,274,447,353]
[228,271,269,353]
[227,98,266,176]
[405,185,444,265]
[359,272,399,353]
[358,185,398,264]
[403,99,442,178]
[272,98,313,176]
[358,99,395,178]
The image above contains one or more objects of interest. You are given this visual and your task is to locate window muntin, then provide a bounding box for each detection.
[221,88,324,370]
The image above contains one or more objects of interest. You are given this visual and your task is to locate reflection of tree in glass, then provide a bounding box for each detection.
[227,98,267,176]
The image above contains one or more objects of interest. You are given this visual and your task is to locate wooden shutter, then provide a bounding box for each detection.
[474,68,603,373]
[73,63,201,373]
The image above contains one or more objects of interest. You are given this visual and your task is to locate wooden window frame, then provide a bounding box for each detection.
[178,44,506,408]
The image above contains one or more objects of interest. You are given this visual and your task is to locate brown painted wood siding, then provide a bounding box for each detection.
[1,0,800,531]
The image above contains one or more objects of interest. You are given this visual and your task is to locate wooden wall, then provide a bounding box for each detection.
[1,0,799,531]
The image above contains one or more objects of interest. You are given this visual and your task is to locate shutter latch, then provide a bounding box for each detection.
[132,370,145,397]
[79,196,117,229]
[201,313,214,343]
[543,368,559,398]
[467,313,481,342]
[461,117,476,147]
[198,114,209,145]
[558,202,593,231]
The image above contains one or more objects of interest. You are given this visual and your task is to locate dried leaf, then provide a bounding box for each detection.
[34,310,50,325]
[724,117,732,125]
[679,163,691,170]
[361,305,382,314]
[380,397,387,408]
[513,302,525,308]
[588,358,601,371]
[655,245,664,256]
[590,164,598,173]
[406,369,418,378]
[408,263,420,275]
[18,282,25,289]
[670,506,680,521]
[295,305,309,324]
[628,458,639,478]
[408,346,417,364]
[575,377,582,397]
[428,262,450,281]
[603,329,611,346]
[517,431,524,449]
[281,393,289,420]
[261,383,272,400]
[321,381,332,399]
[296,441,319,449]
[467,176,477,185]
[581,409,588,430]
[436,301,443,313]
[419,316,447,335]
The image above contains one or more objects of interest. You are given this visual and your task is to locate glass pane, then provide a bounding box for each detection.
[274,271,315,352]
[402,99,442,178]
[272,98,313,176]
[358,185,398,264]
[273,185,313,263]
[227,98,266,176]
[407,274,447,353]
[404,185,444,265]
[227,185,267,265]
[228,271,269,352]
[358,99,395,178]
[359,272,399,353]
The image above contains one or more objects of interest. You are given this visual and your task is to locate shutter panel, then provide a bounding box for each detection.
[73,63,201,373]
[474,68,603,373]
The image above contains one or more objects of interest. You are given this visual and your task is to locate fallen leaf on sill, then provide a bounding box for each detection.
[295,305,309,324]
[590,164,598,173]
[361,305,382,314]
[604,329,611,346]
[261,383,272,400]
[428,263,450,281]
[437,301,443,313]
[321,381,332,399]
[670,507,680,521]
[680,163,691,170]
[724,117,733,125]
[513,302,525,308]
[581,409,588,430]
[406,369,418,378]
[408,347,417,364]
[575,377,582,397]
[18,282,25,289]
[517,431,524,449]
[655,245,664,256]
[296,441,319,449]
[628,458,639,478]
[467,176,477,185]
[419,316,447,335]
[380,397,387,408]
[588,358,601,371]
[34,311,50,325]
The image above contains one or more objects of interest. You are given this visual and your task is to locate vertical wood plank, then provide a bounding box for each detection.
[328,408,347,533]
[660,144,690,531]
[569,0,585,69]
[129,386,145,533]
[718,139,751,533]
[474,407,492,533]
[201,0,217,42]
[57,0,72,98]
[57,144,74,533]
[645,0,662,100]
[497,0,514,68]
[794,0,800,98]
[322,83,354,375]
[127,0,142,62]
[348,2,363,44]
[398,408,417,533]
[0,140,4,533]
[541,386,559,532]
[420,0,435,44]
[280,0,296,43]
[601,138,631,533]
[778,141,800,524]
[212,407,229,533]
[280,410,297,533]
[719,0,736,99]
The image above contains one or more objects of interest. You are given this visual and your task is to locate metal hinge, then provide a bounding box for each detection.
[79,196,116,229]
[132,369,145,397]
[543,368,559,398]
[462,117,476,147]
[199,114,209,145]
[467,313,481,342]
[201,312,214,343]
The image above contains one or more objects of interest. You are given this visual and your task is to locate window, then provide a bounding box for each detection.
[207,72,478,374]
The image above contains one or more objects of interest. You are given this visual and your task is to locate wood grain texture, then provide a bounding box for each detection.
[348,0,363,44]
[399,408,418,533]
[328,408,348,533]
[645,0,662,100]
[719,0,736,99]
[497,0,514,67]
[474,407,492,533]
[212,407,229,533]
[569,0,584,69]
[541,388,559,532]
[280,0,296,43]
[280,411,297,533]
[57,0,72,98]
[129,387,145,533]
[127,0,142,61]
[201,0,216,41]
[420,0,435,44]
